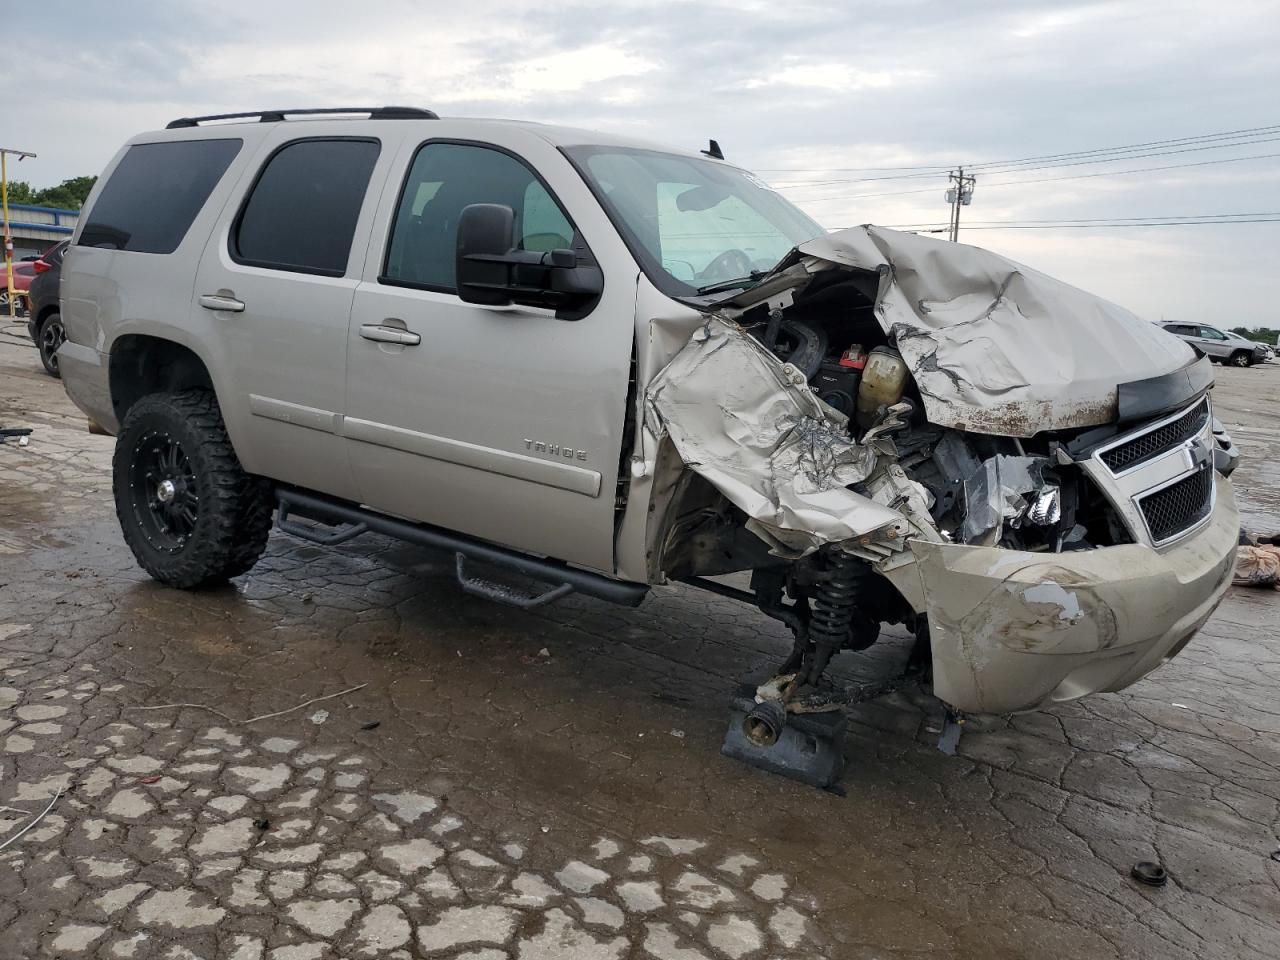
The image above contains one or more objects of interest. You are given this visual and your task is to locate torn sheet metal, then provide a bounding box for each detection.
[717,226,1196,438]
[644,317,906,557]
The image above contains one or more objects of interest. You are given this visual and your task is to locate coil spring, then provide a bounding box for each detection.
[801,552,863,684]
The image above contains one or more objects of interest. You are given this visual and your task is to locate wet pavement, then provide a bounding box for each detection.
[1,331,1279,960]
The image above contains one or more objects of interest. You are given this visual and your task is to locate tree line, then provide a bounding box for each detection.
[4,176,97,210]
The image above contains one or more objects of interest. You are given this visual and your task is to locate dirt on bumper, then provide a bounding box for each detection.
[912,473,1239,714]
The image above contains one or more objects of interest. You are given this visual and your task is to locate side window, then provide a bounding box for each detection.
[233,138,381,276]
[79,139,242,253]
[1199,326,1226,340]
[383,142,575,290]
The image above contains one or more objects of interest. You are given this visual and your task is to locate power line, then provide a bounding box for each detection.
[955,218,1280,229]
[773,131,1280,187]
[883,211,1280,227]
[789,150,1280,204]
[755,121,1280,176]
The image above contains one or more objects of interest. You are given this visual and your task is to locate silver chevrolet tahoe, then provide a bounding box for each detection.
[58,106,1239,738]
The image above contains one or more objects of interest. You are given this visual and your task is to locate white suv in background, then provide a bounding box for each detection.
[1160,321,1270,366]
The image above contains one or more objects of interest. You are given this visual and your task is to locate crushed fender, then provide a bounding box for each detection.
[644,317,908,557]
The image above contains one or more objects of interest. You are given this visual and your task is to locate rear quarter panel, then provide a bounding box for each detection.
[60,128,271,431]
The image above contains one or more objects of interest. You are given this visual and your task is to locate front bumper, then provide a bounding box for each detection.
[912,473,1238,714]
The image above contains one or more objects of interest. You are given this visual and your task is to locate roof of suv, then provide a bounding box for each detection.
[152,107,714,162]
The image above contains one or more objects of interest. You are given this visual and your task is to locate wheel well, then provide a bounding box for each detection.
[37,303,60,327]
[109,335,216,423]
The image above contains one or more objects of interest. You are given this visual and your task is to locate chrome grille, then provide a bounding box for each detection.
[1137,464,1214,544]
[1100,398,1209,474]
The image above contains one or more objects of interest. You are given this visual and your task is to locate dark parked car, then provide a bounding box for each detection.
[25,239,69,377]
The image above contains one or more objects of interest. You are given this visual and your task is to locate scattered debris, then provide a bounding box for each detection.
[1171,703,1190,710]
[309,710,329,725]
[137,775,162,784]
[1130,861,1168,887]
[538,647,551,658]
[253,817,271,831]
[937,711,965,756]
[125,684,368,725]
[360,720,381,731]
[1233,543,1280,588]
[0,788,62,852]
[670,729,685,739]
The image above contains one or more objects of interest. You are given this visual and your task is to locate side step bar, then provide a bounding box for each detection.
[274,487,648,608]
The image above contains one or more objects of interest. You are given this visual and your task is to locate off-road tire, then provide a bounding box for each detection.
[1229,350,1252,368]
[37,312,64,378]
[112,390,273,588]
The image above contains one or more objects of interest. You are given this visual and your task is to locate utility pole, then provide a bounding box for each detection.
[2,146,38,320]
[945,167,976,242]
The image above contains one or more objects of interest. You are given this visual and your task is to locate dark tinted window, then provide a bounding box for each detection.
[79,139,241,253]
[383,142,574,290]
[234,138,380,276]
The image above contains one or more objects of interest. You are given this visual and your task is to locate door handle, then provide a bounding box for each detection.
[359,323,421,346]
[199,294,245,312]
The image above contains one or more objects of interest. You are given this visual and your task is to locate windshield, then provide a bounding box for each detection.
[562,145,824,299]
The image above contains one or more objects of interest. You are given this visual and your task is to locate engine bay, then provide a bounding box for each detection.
[731,274,1133,557]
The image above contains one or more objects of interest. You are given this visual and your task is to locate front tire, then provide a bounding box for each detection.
[37,312,65,378]
[112,390,273,588]
[1229,351,1252,368]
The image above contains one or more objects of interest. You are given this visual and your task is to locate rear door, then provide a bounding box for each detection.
[344,132,637,572]
[192,131,400,501]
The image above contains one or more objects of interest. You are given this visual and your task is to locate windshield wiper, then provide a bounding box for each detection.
[694,270,770,297]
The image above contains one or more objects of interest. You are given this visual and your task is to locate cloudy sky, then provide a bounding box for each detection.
[10,0,1279,324]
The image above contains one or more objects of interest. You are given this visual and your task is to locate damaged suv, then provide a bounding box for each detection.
[59,108,1238,741]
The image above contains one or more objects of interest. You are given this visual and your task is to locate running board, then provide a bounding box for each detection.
[274,487,647,608]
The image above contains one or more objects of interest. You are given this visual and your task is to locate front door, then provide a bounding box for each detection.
[1196,325,1231,359]
[345,137,636,573]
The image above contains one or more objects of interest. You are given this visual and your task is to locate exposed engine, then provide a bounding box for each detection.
[753,310,1130,555]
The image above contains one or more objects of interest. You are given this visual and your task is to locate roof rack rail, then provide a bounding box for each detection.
[165,106,438,129]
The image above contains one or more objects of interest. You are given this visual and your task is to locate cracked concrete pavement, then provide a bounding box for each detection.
[1,331,1279,959]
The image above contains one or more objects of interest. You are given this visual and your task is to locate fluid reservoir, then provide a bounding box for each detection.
[855,346,909,429]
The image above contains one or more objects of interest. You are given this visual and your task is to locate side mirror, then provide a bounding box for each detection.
[455,203,603,314]
[455,204,518,306]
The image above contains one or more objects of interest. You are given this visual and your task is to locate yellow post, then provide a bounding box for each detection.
[2,151,12,320]
[1,147,39,320]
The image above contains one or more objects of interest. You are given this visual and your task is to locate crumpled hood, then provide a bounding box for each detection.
[722,225,1196,437]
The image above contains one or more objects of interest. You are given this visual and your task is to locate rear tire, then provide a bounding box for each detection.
[1229,351,1252,367]
[37,312,64,378]
[112,390,273,588]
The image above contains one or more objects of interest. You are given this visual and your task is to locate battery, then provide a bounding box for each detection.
[812,360,862,417]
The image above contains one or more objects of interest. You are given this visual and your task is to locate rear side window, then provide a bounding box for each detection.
[233,138,380,276]
[382,142,575,291]
[79,139,242,253]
